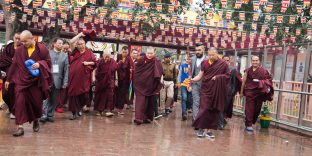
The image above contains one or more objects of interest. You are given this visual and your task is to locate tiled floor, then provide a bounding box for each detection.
[0,107,312,156]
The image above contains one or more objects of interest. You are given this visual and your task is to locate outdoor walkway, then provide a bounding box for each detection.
[0,107,312,156]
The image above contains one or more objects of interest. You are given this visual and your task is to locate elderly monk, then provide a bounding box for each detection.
[116,46,131,115]
[133,46,163,125]
[241,56,273,132]
[94,50,117,117]
[218,55,242,130]
[68,32,96,120]
[0,32,22,118]
[191,47,230,139]
[5,30,52,137]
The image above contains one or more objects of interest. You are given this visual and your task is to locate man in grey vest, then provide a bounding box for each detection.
[40,38,69,122]
[191,43,207,121]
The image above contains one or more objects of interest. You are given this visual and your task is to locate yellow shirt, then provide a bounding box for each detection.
[27,44,35,57]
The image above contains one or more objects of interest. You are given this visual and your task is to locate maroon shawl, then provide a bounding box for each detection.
[95,58,117,92]
[0,43,15,73]
[68,48,96,96]
[117,56,131,83]
[133,56,163,96]
[200,59,230,111]
[6,43,52,99]
[244,66,274,101]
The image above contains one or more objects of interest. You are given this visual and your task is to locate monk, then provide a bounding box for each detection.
[191,47,230,138]
[219,55,242,130]
[5,30,52,137]
[0,32,21,118]
[68,32,96,120]
[93,50,117,117]
[240,55,273,132]
[133,46,163,125]
[116,46,131,115]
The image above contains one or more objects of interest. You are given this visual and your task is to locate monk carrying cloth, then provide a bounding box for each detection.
[133,47,163,125]
[191,48,230,138]
[5,30,52,137]
[241,56,273,132]
[93,51,117,117]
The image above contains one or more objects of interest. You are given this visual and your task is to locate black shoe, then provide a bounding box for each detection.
[33,120,40,132]
[78,111,82,116]
[218,124,225,130]
[39,117,47,123]
[69,114,77,120]
[13,128,24,137]
[47,117,54,123]
[133,119,142,125]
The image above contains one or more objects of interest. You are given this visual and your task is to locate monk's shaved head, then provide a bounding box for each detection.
[20,30,35,48]
[20,30,33,39]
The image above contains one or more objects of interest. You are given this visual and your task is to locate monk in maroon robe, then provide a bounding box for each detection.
[241,56,273,132]
[191,48,230,138]
[5,30,52,137]
[133,47,163,125]
[68,33,96,120]
[94,51,117,117]
[218,55,242,129]
[0,33,21,115]
[116,46,131,115]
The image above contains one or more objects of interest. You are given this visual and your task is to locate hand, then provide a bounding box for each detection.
[240,92,244,97]
[5,81,9,90]
[253,79,259,82]
[82,61,89,66]
[212,76,216,80]
[176,83,181,88]
[31,63,40,69]
[62,85,67,89]
[115,80,118,87]
[80,32,86,37]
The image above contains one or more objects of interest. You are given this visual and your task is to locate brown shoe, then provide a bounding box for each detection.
[33,120,40,132]
[13,128,24,137]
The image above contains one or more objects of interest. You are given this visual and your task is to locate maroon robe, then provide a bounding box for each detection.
[68,48,96,113]
[133,56,163,123]
[224,68,242,118]
[94,58,117,112]
[0,43,16,112]
[116,56,131,109]
[192,59,230,130]
[243,66,273,127]
[6,43,52,125]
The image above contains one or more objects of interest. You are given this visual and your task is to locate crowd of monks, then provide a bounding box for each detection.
[0,30,274,138]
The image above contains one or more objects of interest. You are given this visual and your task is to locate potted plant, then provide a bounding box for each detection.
[259,103,273,128]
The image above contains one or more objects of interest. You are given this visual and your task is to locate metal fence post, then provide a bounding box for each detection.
[247,48,251,68]
[234,48,238,68]
[298,43,311,126]
[276,44,288,121]
[263,46,268,69]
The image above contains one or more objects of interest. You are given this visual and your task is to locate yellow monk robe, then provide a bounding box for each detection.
[27,44,35,57]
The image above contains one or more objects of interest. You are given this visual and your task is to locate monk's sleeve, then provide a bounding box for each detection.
[6,53,18,83]
[258,69,273,91]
